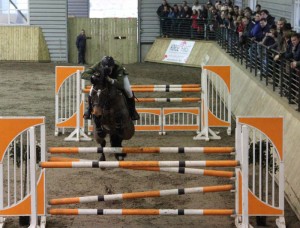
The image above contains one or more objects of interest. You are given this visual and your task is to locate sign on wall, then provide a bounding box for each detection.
[163,40,195,64]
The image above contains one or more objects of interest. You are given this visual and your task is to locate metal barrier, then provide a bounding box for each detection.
[159,18,216,40]
[216,27,300,111]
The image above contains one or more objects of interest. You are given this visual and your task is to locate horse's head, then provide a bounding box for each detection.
[92,69,108,91]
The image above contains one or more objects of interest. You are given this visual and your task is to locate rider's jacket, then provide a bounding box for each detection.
[81,60,128,91]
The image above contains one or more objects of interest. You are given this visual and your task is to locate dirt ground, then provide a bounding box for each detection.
[0,62,299,228]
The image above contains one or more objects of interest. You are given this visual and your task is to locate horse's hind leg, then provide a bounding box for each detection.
[110,134,126,161]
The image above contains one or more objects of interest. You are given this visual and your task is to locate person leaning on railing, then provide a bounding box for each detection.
[284,33,300,63]
[273,29,293,61]
[260,24,278,47]
[207,5,218,32]
[157,0,171,38]
[268,18,287,51]
[238,17,253,45]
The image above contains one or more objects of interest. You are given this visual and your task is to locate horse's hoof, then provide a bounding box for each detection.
[99,154,106,170]
[115,153,126,161]
[99,153,106,161]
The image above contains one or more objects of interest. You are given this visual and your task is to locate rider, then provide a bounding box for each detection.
[81,56,140,121]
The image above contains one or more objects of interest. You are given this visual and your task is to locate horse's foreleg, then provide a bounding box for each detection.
[110,134,125,161]
[93,115,106,162]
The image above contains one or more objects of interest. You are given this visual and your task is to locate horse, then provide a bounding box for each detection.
[90,71,135,161]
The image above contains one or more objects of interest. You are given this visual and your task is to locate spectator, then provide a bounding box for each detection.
[156,0,170,17]
[218,10,230,28]
[191,9,200,39]
[178,5,191,38]
[291,60,300,69]
[284,33,300,61]
[261,24,278,47]
[250,13,262,40]
[207,6,218,32]
[192,0,202,11]
[226,0,233,7]
[236,16,244,33]
[239,17,254,45]
[157,1,171,37]
[283,33,300,96]
[161,5,170,37]
[178,5,183,15]
[253,4,261,16]
[274,31,292,61]
[167,7,176,36]
[76,29,90,65]
[233,5,239,15]
[258,18,270,41]
[238,8,244,17]
[182,1,192,15]
[268,18,287,50]
[173,4,180,18]
[228,12,236,30]
[244,7,252,17]
[260,9,275,26]
[259,24,278,76]
[198,4,208,19]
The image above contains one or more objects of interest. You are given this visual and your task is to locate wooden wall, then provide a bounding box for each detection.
[0,26,50,62]
[68,18,138,64]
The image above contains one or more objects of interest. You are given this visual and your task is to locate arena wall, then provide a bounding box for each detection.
[0,26,50,62]
[145,38,300,219]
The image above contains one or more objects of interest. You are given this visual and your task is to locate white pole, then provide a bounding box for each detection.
[241,125,249,227]
[29,127,37,227]
[40,122,47,228]
[75,70,80,141]
[54,92,59,136]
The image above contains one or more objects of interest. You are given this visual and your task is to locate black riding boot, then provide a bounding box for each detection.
[83,95,92,120]
[127,97,140,121]
[93,115,106,138]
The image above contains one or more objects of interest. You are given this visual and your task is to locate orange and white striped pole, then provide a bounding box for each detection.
[48,157,235,178]
[48,146,235,154]
[136,98,201,103]
[83,87,201,94]
[85,84,201,90]
[40,160,239,168]
[49,184,234,205]
[49,208,235,216]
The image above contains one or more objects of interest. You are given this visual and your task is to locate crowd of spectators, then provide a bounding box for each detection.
[156,0,300,69]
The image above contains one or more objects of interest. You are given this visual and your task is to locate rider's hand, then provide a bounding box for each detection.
[90,75,100,85]
[106,76,115,84]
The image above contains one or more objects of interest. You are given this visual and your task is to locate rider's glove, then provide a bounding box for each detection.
[90,75,100,85]
[106,76,115,84]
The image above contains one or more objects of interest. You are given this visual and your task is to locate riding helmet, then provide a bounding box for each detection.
[101,56,115,68]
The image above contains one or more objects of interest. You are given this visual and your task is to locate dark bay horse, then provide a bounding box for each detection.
[90,72,135,161]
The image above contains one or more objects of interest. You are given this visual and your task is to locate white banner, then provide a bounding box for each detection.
[163,40,195,64]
